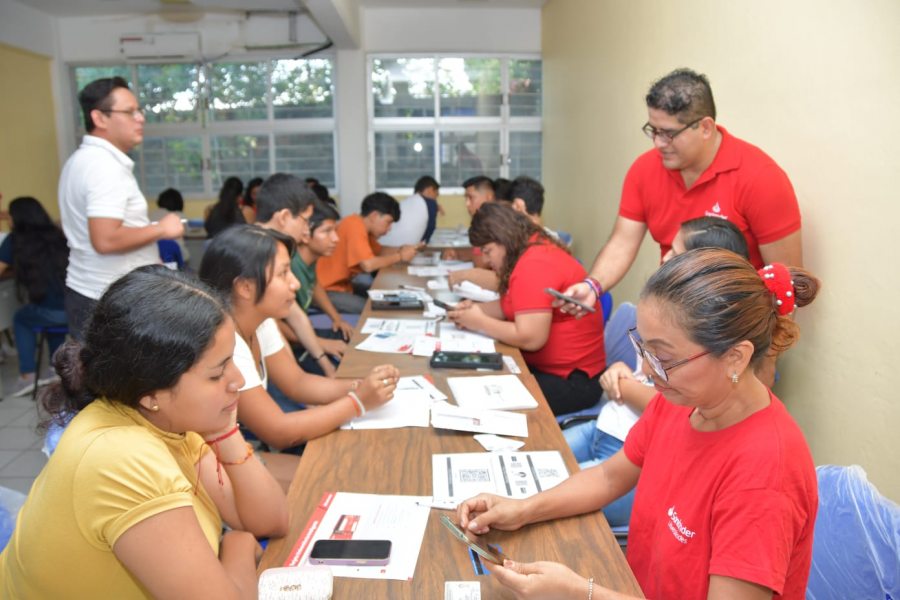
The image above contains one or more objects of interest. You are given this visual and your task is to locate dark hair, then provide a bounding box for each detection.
[641,248,819,366]
[414,176,440,194]
[311,183,330,204]
[78,76,131,132]
[157,188,184,213]
[680,217,749,260]
[39,266,228,429]
[205,177,245,237]
[244,177,264,208]
[469,202,565,294]
[305,177,320,187]
[309,198,341,234]
[255,173,317,223]
[509,176,545,216]
[199,225,296,304]
[463,176,494,192]
[8,197,68,305]
[493,177,513,201]
[360,192,400,222]
[646,68,717,123]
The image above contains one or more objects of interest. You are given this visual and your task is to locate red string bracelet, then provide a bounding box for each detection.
[204,424,240,445]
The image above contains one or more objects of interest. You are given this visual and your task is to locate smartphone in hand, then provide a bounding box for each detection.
[544,287,596,313]
[432,298,458,311]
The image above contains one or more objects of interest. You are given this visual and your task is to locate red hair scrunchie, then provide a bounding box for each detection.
[757,263,795,316]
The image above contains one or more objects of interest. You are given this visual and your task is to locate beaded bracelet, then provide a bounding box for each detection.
[587,576,594,600]
[348,391,366,417]
[219,442,254,466]
[583,277,603,300]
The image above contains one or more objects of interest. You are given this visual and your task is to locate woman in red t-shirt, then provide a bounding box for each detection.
[447,202,605,415]
[455,248,821,600]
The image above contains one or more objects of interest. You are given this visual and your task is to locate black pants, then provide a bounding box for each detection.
[292,328,344,376]
[531,367,603,416]
[64,287,98,343]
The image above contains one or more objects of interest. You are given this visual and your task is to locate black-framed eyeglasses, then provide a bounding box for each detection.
[100,108,144,119]
[641,117,703,143]
[627,327,710,383]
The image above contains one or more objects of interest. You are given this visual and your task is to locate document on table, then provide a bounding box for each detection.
[408,261,473,277]
[283,491,431,581]
[439,322,496,353]
[355,332,418,354]
[431,451,569,503]
[360,318,438,336]
[341,376,446,430]
[430,401,528,438]
[447,374,538,411]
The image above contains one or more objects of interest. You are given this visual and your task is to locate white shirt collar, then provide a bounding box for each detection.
[81,134,135,169]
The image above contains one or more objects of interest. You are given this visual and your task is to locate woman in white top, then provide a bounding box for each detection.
[199,225,398,451]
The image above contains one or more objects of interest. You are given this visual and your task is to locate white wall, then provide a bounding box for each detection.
[0,0,54,57]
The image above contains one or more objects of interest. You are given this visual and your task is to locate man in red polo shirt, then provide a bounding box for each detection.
[562,68,802,312]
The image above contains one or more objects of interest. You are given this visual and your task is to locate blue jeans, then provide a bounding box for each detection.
[563,421,636,528]
[13,304,68,374]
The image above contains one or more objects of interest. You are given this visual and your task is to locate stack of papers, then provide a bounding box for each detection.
[447,375,538,410]
[408,261,473,277]
[360,318,438,336]
[432,451,569,503]
[452,280,500,303]
[355,332,418,354]
[439,322,496,353]
[430,401,528,437]
[341,376,446,430]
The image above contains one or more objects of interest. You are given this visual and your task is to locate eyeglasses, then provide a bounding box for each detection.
[641,117,703,144]
[100,108,144,119]
[627,327,710,383]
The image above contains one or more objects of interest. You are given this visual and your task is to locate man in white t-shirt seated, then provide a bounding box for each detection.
[59,77,184,339]
[379,175,441,246]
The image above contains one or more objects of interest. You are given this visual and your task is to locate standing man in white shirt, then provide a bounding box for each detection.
[59,77,184,339]
[378,175,441,247]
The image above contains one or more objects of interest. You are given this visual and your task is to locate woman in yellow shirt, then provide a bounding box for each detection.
[0,265,288,599]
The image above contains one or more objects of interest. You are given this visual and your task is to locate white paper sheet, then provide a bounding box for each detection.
[431,451,569,503]
[360,318,438,336]
[439,322,496,353]
[452,280,500,303]
[408,261,473,277]
[447,375,538,411]
[284,492,431,581]
[341,376,446,430]
[430,401,528,438]
[355,332,418,354]
[473,434,526,452]
[367,288,432,302]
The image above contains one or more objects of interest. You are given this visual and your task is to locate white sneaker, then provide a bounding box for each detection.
[9,374,37,398]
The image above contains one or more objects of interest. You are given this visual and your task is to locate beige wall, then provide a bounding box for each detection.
[0,42,60,221]
[543,0,900,500]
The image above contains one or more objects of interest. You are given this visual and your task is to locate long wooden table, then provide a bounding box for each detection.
[259,267,644,598]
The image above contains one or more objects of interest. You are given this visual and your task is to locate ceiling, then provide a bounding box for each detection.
[15,0,545,18]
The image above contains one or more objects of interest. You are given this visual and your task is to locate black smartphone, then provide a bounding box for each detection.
[371,299,424,311]
[430,351,504,370]
[432,298,458,311]
[544,287,597,313]
[308,539,392,566]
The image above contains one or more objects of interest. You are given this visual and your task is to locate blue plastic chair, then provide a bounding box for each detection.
[807,465,900,599]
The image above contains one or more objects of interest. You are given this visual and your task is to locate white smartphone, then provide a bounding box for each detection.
[544,287,597,313]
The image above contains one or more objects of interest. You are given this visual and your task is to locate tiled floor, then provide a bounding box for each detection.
[0,351,48,496]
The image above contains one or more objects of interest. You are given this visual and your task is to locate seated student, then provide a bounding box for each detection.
[0,265,288,597]
[0,197,69,396]
[445,176,498,288]
[254,173,346,377]
[199,225,399,451]
[150,187,191,263]
[448,203,605,415]
[316,192,421,314]
[205,176,246,238]
[289,199,355,373]
[563,215,751,527]
[503,175,565,242]
[493,177,513,201]
[458,249,820,600]
[241,176,263,225]
[379,175,440,247]
[310,181,339,210]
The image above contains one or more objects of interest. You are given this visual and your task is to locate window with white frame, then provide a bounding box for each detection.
[71,58,336,198]
[369,55,541,192]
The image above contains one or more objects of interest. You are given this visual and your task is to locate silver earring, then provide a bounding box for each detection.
[731,372,739,384]
[150,404,160,412]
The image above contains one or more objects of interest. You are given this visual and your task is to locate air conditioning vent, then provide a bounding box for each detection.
[119,32,200,61]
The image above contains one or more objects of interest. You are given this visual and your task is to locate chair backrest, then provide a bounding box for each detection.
[599,291,613,325]
[157,239,184,270]
[807,465,900,599]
